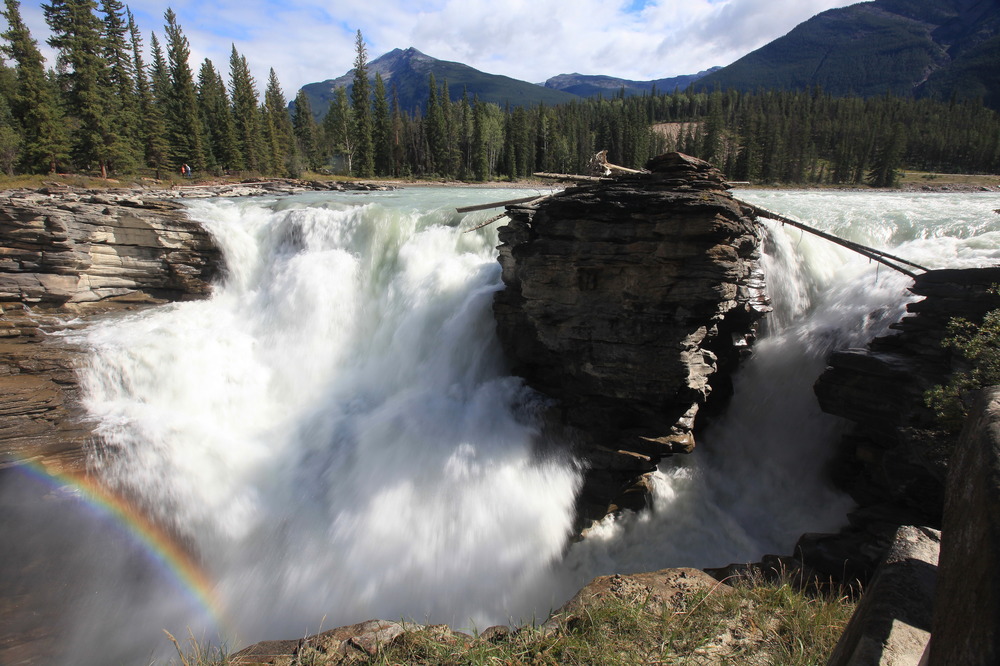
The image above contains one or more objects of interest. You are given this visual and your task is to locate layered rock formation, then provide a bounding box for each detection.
[800,268,1000,585]
[815,268,1000,524]
[0,188,223,472]
[493,153,769,527]
[0,189,219,308]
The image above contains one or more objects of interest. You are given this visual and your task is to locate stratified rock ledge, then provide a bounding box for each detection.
[493,153,770,527]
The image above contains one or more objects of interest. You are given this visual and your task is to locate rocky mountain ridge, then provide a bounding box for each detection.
[297,47,579,118]
[542,67,721,98]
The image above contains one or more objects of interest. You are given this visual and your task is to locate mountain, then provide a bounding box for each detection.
[691,0,1000,107]
[542,67,721,98]
[298,47,580,118]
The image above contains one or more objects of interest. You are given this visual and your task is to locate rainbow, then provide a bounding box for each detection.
[12,460,227,634]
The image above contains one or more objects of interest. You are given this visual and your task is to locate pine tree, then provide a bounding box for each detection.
[197,58,240,174]
[425,73,446,174]
[263,68,293,176]
[350,30,373,177]
[145,31,172,177]
[229,45,261,172]
[372,72,391,176]
[1,0,68,172]
[99,0,139,171]
[291,90,319,170]
[162,8,205,172]
[323,85,353,173]
[44,0,118,176]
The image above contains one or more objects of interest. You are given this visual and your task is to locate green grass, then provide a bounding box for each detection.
[174,574,855,665]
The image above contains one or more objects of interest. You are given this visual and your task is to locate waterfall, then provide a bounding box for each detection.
[18,188,1000,664]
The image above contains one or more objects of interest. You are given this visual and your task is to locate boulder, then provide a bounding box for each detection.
[827,525,939,666]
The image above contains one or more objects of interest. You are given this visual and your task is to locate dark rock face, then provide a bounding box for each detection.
[799,268,1000,587]
[493,153,769,527]
[815,267,1000,526]
[929,387,1000,666]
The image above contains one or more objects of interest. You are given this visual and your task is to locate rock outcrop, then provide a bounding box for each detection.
[0,189,219,308]
[929,387,1000,665]
[802,268,1000,584]
[0,188,224,472]
[827,525,939,666]
[230,567,735,665]
[493,153,769,527]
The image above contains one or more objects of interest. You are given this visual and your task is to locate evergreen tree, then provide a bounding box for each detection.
[197,58,240,173]
[162,8,205,172]
[263,68,293,176]
[425,73,448,174]
[1,0,68,172]
[44,0,118,176]
[291,89,319,170]
[99,0,139,171]
[867,123,905,187]
[145,31,172,176]
[350,30,373,177]
[323,85,353,173]
[0,59,21,174]
[372,72,391,176]
[229,45,261,172]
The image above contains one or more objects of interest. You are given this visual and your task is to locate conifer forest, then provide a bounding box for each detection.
[2,0,999,186]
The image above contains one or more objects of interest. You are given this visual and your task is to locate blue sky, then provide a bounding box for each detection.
[11,0,858,97]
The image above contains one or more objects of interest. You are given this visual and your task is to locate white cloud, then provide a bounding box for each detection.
[6,0,857,96]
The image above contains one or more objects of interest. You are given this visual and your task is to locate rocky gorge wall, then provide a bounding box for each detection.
[804,268,1000,584]
[492,153,770,528]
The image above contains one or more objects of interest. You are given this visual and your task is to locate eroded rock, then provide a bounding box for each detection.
[493,153,769,527]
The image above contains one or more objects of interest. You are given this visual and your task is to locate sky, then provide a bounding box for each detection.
[11,0,859,96]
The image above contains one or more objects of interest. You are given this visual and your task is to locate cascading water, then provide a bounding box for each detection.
[11,187,1000,664]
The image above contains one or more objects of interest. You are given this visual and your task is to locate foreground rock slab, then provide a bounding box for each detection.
[827,525,939,666]
[929,387,1000,665]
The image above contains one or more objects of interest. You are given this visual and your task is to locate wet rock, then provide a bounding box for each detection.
[493,152,769,528]
[815,268,1000,531]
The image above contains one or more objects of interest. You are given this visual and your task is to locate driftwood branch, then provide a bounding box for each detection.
[455,196,542,213]
[739,199,929,278]
[533,172,608,182]
[461,212,509,233]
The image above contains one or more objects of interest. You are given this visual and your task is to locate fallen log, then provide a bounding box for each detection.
[533,172,608,182]
[740,200,930,278]
[455,196,542,213]
[462,212,509,233]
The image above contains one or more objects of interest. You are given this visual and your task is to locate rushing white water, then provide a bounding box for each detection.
[49,188,1000,662]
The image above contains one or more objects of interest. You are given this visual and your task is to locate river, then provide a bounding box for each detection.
[3,187,999,664]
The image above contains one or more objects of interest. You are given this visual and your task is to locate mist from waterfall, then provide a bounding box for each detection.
[10,187,1000,664]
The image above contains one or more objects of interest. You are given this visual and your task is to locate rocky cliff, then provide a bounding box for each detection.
[799,267,1000,584]
[0,187,223,472]
[492,153,770,527]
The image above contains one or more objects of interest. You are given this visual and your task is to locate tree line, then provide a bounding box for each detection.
[2,0,999,185]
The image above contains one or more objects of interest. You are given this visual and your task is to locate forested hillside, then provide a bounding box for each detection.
[1,0,998,186]
[693,0,1000,108]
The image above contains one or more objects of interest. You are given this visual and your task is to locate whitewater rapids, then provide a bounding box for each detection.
[50,187,1000,662]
